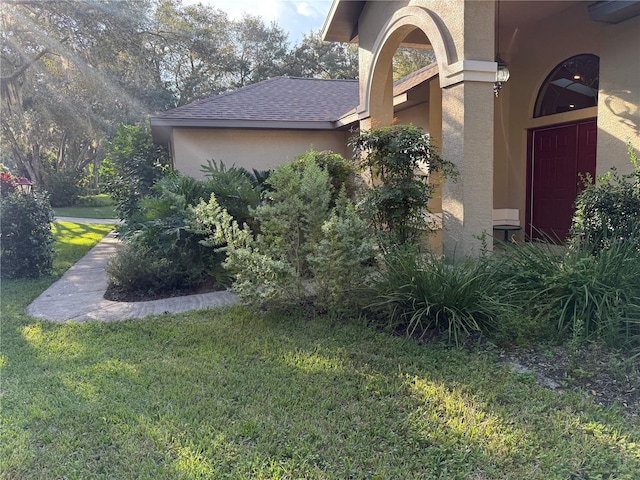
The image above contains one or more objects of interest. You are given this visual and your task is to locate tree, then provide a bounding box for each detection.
[1,0,170,187]
[393,46,435,80]
[288,30,358,79]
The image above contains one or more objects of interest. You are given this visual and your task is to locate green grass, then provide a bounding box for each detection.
[2,226,640,479]
[54,194,117,219]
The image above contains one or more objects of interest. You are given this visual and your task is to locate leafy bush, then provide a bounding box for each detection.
[571,144,640,253]
[193,156,375,315]
[291,150,358,204]
[110,174,227,297]
[200,160,262,228]
[350,124,456,245]
[1,191,55,279]
[368,246,509,345]
[100,122,169,221]
[106,243,193,296]
[41,169,87,207]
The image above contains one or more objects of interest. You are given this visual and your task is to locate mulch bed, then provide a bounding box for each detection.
[104,278,222,302]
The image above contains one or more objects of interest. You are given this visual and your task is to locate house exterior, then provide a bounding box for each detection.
[150,68,439,178]
[323,0,640,256]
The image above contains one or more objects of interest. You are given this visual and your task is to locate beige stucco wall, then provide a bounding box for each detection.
[395,102,429,128]
[596,15,640,174]
[171,128,353,179]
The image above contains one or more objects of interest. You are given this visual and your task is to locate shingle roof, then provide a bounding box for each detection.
[153,77,359,127]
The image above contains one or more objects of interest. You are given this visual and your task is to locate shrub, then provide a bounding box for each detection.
[368,246,510,345]
[1,191,55,279]
[100,122,169,221]
[571,144,640,253]
[350,124,456,245]
[111,174,227,297]
[193,157,375,315]
[106,243,188,296]
[292,150,359,204]
[200,160,262,228]
[41,169,87,207]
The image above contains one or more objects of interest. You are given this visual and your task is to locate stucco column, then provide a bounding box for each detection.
[441,80,495,257]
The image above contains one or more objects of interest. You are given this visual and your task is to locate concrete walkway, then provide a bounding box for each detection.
[27,218,238,322]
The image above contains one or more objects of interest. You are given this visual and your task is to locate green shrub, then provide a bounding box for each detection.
[200,160,262,228]
[111,174,228,297]
[350,124,456,245]
[106,243,193,296]
[292,150,359,204]
[368,246,509,345]
[193,157,375,315]
[571,144,640,253]
[100,122,169,221]
[42,169,87,207]
[1,191,55,279]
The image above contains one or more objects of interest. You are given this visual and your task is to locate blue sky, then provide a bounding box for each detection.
[187,0,334,44]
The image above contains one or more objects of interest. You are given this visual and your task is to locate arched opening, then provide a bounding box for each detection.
[534,54,600,118]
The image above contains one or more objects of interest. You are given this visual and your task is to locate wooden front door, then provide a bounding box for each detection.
[527,120,597,241]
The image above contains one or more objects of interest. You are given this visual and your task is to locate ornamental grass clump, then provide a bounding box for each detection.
[368,246,510,345]
[499,239,640,351]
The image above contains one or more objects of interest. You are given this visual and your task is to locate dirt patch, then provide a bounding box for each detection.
[104,279,223,302]
[498,343,640,423]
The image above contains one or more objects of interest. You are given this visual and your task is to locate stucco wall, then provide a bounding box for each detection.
[395,102,429,128]
[596,15,640,174]
[171,128,353,179]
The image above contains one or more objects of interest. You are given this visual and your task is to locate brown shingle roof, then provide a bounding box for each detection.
[153,76,359,127]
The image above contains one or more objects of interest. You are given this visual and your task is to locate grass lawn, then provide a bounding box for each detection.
[54,204,117,219]
[2,225,640,479]
[54,194,117,219]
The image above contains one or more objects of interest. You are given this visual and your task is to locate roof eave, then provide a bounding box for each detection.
[322,0,365,42]
[150,118,344,131]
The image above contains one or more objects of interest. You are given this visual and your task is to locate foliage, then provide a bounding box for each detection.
[200,160,262,228]
[499,239,640,351]
[110,174,227,297]
[193,157,375,314]
[571,144,640,253]
[0,191,55,279]
[2,0,358,192]
[41,168,87,207]
[1,171,17,197]
[368,246,509,345]
[291,149,359,204]
[350,124,456,245]
[288,30,359,79]
[100,123,169,221]
[393,46,436,80]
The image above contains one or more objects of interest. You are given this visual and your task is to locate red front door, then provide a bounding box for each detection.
[528,120,597,241]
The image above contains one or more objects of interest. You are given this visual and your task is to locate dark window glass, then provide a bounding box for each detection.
[534,54,599,118]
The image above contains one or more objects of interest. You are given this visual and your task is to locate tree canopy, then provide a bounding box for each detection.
[0,0,359,186]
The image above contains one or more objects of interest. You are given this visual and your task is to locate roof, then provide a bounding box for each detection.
[151,77,359,131]
[150,65,440,144]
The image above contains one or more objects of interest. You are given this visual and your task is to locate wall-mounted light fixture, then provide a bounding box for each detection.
[494,64,510,96]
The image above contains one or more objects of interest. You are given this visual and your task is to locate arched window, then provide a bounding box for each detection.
[534,54,599,118]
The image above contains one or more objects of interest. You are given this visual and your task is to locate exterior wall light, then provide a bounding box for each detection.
[494,64,510,97]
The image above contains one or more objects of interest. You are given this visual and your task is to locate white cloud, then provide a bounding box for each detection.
[184,0,332,42]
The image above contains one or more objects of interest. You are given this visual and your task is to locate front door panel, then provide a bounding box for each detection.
[529,120,597,241]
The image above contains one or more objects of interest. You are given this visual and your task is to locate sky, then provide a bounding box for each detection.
[186,0,334,44]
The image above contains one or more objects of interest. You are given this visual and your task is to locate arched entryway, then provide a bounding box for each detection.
[526,54,599,241]
[362,4,498,257]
